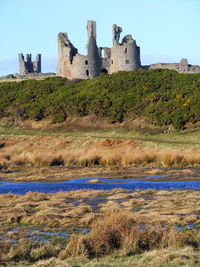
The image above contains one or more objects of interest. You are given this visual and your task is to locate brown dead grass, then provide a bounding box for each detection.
[60,210,134,258]
[0,189,200,265]
[2,135,200,169]
[0,189,200,228]
[60,210,200,259]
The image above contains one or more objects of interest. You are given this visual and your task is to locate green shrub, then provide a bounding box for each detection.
[0,70,200,129]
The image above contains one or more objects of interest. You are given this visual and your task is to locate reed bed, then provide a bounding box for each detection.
[1,136,200,169]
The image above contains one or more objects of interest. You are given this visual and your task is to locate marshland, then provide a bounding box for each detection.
[0,70,200,266]
[0,189,200,266]
[1,127,200,266]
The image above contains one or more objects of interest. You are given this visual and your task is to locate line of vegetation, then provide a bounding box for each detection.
[0,69,200,129]
[2,136,200,169]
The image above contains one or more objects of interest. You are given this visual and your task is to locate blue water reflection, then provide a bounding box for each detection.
[0,178,200,195]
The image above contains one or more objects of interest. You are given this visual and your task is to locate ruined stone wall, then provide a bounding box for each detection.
[33,54,41,73]
[0,72,56,81]
[149,59,200,73]
[110,40,141,74]
[56,33,78,78]
[57,38,89,80]
[102,58,110,73]
[71,54,90,79]
[18,53,41,75]
[57,21,101,80]
[149,63,179,71]
[101,47,111,73]
[109,26,141,74]
[18,54,26,75]
[187,65,200,74]
[56,21,200,78]
[56,21,141,79]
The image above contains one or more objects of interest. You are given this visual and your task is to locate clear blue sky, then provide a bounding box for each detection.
[0,0,199,75]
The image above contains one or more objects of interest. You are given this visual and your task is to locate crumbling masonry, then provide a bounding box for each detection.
[18,53,41,75]
[17,21,200,78]
[56,20,200,79]
[56,20,141,79]
[149,58,200,74]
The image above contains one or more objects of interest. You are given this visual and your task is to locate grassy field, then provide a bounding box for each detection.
[2,125,200,148]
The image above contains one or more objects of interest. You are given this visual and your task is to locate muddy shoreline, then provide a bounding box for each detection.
[1,166,200,183]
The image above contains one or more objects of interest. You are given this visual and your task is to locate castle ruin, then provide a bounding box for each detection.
[57,20,141,79]
[15,21,200,79]
[18,53,41,75]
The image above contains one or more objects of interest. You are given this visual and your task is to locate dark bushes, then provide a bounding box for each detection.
[0,70,200,129]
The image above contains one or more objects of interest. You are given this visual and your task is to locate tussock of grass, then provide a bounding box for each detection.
[60,211,134,258]
[61,211,200,259]
[30,244,57,261]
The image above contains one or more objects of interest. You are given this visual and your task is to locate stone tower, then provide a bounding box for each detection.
[109,25,141,74]
[86,20,101,78]
[56,32,79,78]
[18,53,41,75]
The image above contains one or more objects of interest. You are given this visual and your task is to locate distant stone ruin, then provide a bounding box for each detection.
[57,20,141,79]
[18,53,41,75]
[1,53,55,81]
[149,58,200,74]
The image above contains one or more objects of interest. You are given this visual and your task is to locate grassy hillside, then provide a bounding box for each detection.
[0,69,200,129]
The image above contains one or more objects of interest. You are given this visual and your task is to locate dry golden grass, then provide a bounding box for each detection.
[0,189,200,265]
[146,168,163,175]
[60,210,200,259]
[0,189,200,229]
[60,210,134,258]
[2,134,200,170]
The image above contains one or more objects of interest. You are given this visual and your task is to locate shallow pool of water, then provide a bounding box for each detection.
[0,226,89,245]
[0,178,200,194]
